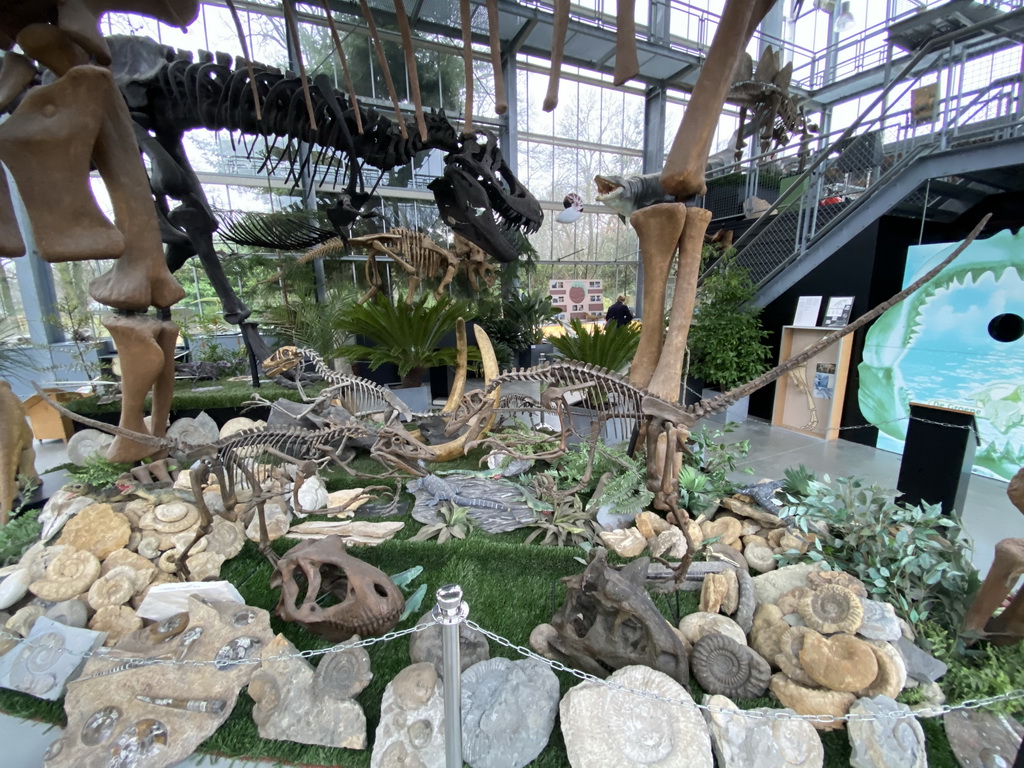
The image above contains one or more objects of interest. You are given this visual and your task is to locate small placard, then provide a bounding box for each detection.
[822,296,854,328]
[793,296,822,327]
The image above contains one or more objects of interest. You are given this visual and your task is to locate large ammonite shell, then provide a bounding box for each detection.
[690,633,771,700]
[798,584,864,635]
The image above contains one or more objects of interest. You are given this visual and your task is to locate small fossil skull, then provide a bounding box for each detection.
[269,535,404,642]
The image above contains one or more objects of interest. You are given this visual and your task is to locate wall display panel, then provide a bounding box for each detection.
[858,229,1024,482]
[772,326,852,440]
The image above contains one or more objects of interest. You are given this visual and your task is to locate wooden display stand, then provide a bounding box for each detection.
[771,326,853,440]
[22,389,84,442]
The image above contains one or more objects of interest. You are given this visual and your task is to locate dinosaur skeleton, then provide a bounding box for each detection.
[298,229,497,304]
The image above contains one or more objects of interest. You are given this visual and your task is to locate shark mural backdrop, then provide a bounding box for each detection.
[858,228,1024,482]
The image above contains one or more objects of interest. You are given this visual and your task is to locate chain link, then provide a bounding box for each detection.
[464,619,1024,725]
[0,620,437,671]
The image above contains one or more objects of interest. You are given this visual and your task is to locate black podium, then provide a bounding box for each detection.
[896,403,978,515]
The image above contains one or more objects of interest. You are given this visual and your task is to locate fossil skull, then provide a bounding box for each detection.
[269,535,404,642]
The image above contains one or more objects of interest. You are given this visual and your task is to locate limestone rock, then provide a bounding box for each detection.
[249,633,369,748]
[185,551,226,581]
[701,572,728,613]
[798,584,863,635]
[799,633,878,692]
[86,566,137,610]
[285,520,404,545]
[219,416,258,438]
[46,597,275,768]
[292,475,329,515]
[173,468,193,490]
[20,543,67,582]
[721,568,739,614]
[599,527,648,558]
[56,504,131,560]
[30,548,101,602]
[847,695,926,768]
[735,569,755,635]
[0,617,106,700]
[745,544,778,573]
[88,605,142,646]
[690,633,771,699]
[410,611,489,677]
[6,604,45,637]
[777,587,810,617]
[634,511,671,540]
[701,516,743,550]
[807,569,867,597]
[769,673,855,732]
[325,488,370,518]
[775,627,823,689]
[530,623,558,658]
[66,429,114,466]
[203,517,246,559]
[703,693,824,768]
[895,636,948,683]
[101,549,157,588]
[750,604,789,664]
[245,498,291,542]
[649,528,688,559]
[43,599,89,629]
[39,491,95,543]
[0,569,31,610]
[166,410,219,445]
[372,662,445,768]
[858,641,907,699]
[678,612,747,647]
[857,598,901,642]
[560,665,713,768]
[777,531,812,555]
[753,564,820,607]
[461,658,560,768]
[744,534,770,550]
[719,496,785,528]
[943,709,1024,768]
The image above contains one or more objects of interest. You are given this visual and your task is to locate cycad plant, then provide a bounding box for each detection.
[259,287,355,361]
[337,293,475,387]
[548,318,640,374]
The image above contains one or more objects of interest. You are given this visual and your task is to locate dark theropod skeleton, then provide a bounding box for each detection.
[102,34,543,368]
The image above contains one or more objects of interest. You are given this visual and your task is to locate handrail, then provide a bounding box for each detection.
[727,6,1024,255]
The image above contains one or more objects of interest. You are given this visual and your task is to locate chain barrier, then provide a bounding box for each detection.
[0,620,437,673]
[464,619,1024,726]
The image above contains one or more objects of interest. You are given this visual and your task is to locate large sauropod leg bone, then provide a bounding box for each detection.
[0,171,24,258]
[963,538,1024,641]
[150,313,180,439]
[628,203,687,389]
[661,0,775,199]
[648,206,712,402]
[0,51,38,112]
[88,66,184,310]
[543,0,570,112]
[0,66,125,263]
[103,313,170,463]
[614,0,639,86]
[485,0,508,115]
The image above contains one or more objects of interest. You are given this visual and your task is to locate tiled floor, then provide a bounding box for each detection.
[3,418,1019,765]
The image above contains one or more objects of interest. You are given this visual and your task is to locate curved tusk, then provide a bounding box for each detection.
[441,318,468,414]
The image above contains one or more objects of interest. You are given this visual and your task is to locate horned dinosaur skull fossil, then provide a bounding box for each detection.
[429,130,542,264]
[270,535,404,642]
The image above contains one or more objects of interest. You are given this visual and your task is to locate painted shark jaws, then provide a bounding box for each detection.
[594,173,674,222]
[858,228,1024,481]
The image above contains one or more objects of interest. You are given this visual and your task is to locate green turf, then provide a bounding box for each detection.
[65,379,326,416]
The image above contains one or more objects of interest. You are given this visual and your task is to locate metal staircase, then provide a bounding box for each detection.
[701,6,1024,306]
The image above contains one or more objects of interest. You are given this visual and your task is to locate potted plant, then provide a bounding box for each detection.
[336,293,475,411]
[477,290,560,370]
[548,319,641,443]
[687,250,772,422]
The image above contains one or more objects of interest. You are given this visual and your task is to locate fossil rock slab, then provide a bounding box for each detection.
[753,564,820,607]
[547,549,688,685]
[769,673,854,732]
[66,429,115,466]
[678,611,747,647]
[44,597,274,768]
[702,693,824,768]
[285,520,404,545]
[847,695,926,768]
[166,411,219,446]
[560,665,713,768]
[409,610,489,677]
[56,504,131,560]
[44,599,89,629]
[799,633,878,692]
[135,580,244,621]
[599,527,648,558]
[0,617,106,700]
[856,598,901,642]
[372,662,446,768]
[690,633,770,699]
[248,633,370,748]
[943,709,1023,768]
[894,636,948,683]
[461,658,559,768]
[39,490,97,543]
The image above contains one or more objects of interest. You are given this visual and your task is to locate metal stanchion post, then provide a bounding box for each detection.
[433,584,468,768]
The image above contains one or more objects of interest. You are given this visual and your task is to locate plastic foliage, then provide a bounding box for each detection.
[524,495,598,548]
[409,502,475,544]
[390,566,427,621]
[0,475,42,566]
[678,424,752,514]
[65,455,132,488]
[776,473,979,631]
[548,318,640,376]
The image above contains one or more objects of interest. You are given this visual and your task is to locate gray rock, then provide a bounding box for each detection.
[267,398,324,430]
[895,636,948,682]
[943,709,1023,768]
[596,504,637,530]
[734,568,755,634]
[752,564,820,607]
[43,599,89,629]
[560,665,712,768]
[703,693,824,767]
[857,599,902,642]
[66,429,114,466]
[166,412,221,446]
[409,610,489,677]
[848,695,926,768]
[461,658,560,768]
[678,612,748,646]
[372,662,445,768]
[0,569,31,611]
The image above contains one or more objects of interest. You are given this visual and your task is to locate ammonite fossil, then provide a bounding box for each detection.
[690,632,771,700]
[798,584,864,635]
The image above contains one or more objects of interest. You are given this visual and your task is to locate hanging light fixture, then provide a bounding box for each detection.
[836,1,856,32]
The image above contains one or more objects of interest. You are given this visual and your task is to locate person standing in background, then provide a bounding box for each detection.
[606,294,634,327]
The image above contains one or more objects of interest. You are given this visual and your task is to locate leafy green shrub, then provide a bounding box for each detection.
[678,425,753,514]
[0,476,41,566]
[778,474,978,630]
[549,319,640,375]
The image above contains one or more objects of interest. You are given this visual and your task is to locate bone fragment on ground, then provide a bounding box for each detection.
[628,203,687,389]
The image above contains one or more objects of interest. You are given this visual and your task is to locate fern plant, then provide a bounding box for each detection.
[66,455,132,488]
[336,293,475,386]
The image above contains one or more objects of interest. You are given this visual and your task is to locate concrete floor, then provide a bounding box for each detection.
[3,418,1019,766]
